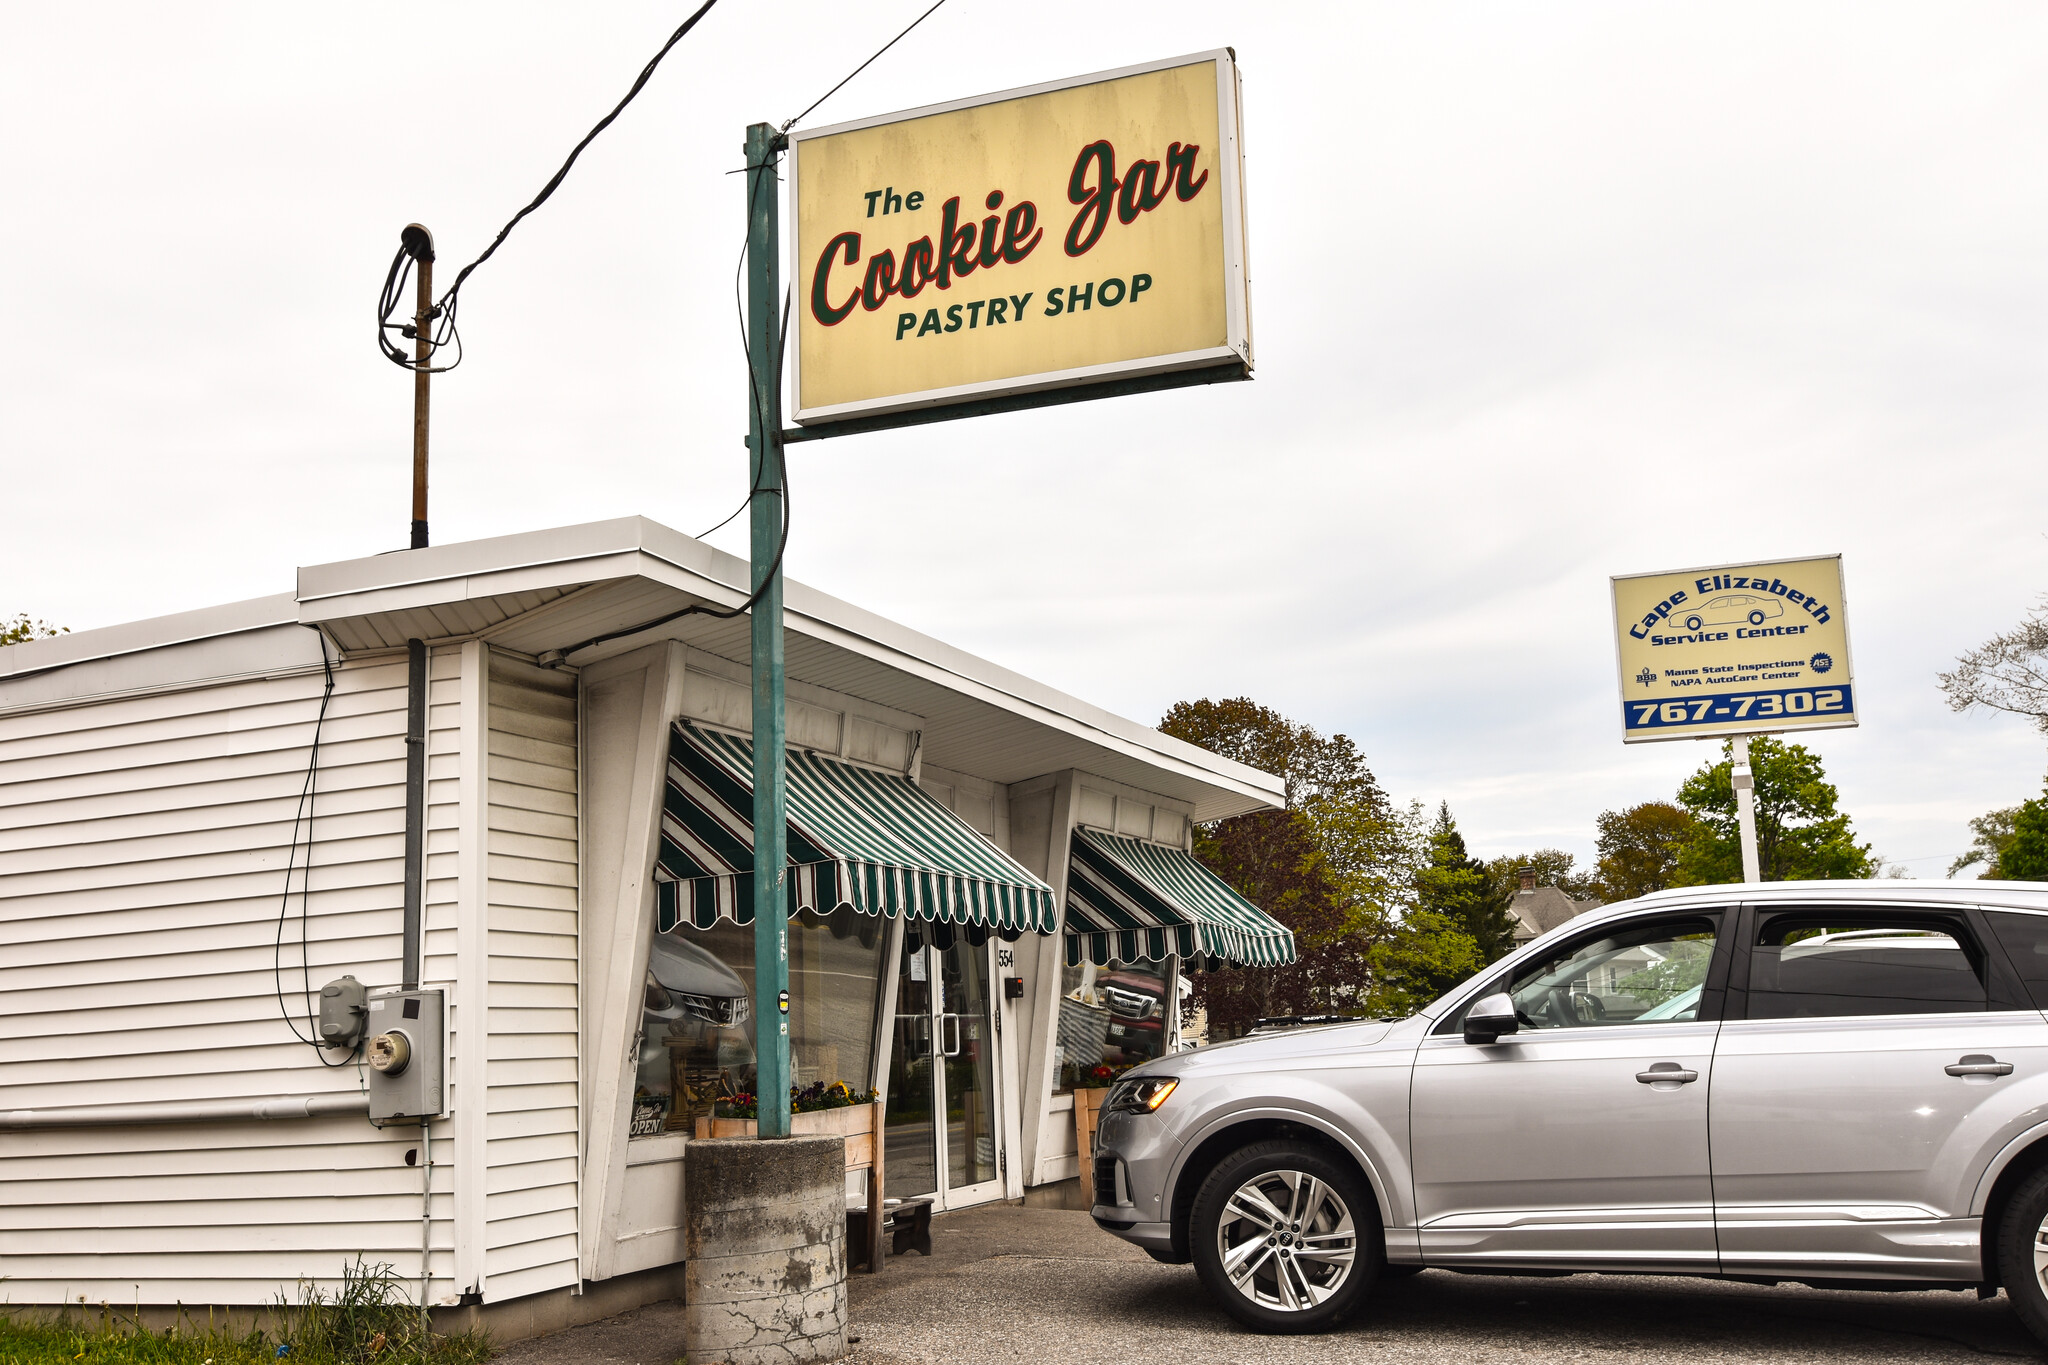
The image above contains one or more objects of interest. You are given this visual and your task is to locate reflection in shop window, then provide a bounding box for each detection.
[630,905,886,1136]
[1053,958,1197,1093]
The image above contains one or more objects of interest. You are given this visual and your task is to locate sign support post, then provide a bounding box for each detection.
[1731,734,1762,884]
[744,121,792,1138]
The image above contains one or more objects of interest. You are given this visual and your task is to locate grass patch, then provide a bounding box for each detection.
[0,1261,490,1365]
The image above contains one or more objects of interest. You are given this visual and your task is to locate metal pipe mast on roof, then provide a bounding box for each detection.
[745,121,793,1137]
[408,225,434,550]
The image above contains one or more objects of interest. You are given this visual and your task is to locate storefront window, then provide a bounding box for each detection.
[630,906,887,1136]
[1053,958,1172,1093]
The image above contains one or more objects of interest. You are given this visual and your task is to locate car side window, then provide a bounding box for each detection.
[1502,916,1720,1029]
[1746,913,1987,1019]
[1984,911,2048,1010]
[1433,916,1722,1035]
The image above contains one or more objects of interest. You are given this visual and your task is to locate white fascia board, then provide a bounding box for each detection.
[294,518,703,607]
[775,591,1283,811]
[0,593,301,680]
[297,519,1284,812]
[4,518,1284,813]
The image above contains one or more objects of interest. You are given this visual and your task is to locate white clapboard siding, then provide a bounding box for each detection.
[481,652,579,1302]
[0,648,461,1305]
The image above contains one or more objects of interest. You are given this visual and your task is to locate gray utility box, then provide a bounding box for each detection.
[365,988,445,1127]
[318,975,368,1049]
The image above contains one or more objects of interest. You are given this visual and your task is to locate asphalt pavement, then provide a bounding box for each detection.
[494,1203,2044,1364]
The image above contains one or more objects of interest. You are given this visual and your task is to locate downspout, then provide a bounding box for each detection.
[402,639,432,1318]
[404,639,428,989]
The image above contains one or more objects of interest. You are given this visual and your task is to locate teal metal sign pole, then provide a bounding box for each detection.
[744,121,792,1138]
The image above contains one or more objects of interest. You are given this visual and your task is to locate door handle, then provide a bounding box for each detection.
[941,1013,962,1057]
[1635,1062,1699,1085]
[1946,1055,2014,1077]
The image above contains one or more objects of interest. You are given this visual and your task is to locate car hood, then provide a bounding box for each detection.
[1134,1018,1401,1078]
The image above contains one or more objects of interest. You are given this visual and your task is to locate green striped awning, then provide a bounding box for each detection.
[1064,827,1296,970]
[654,723,1056,936]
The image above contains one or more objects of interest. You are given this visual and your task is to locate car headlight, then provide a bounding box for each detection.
[1107,1077,1178,1114]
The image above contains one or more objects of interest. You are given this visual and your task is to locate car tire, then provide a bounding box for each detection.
[1749,610,1766,625]
[1997,1164,2048,1346]
[1684,615,1704,631]
[1190,1139,1381,1333]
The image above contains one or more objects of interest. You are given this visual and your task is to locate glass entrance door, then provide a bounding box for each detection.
[883,932,1004,1208]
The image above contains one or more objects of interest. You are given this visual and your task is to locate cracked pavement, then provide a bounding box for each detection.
[494,1204,2045,1363]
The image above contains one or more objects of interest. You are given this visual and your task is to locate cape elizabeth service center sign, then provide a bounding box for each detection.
[788,50,1251,427]
[1611,554,1857,743]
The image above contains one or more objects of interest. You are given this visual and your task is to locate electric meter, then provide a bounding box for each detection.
[364,989,444,1126]
[367,1030,411,1074]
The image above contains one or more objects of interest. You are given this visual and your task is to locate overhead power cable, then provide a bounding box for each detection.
[376,0,723,372]
[781,0,953,133]
[685,0,959,540]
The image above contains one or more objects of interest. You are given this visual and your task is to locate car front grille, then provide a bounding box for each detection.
[1094,1155,1119,1207]
[1103,987,1156,1019]
[678,990,750,1027]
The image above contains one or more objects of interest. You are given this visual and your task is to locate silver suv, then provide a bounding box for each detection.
[1090,881,2048,1343]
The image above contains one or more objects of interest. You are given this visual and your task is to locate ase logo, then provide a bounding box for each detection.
[1810,652,1834,674]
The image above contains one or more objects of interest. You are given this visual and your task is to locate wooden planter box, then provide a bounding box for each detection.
[694,1101,876,1169]
[1073,1087,1110,1163]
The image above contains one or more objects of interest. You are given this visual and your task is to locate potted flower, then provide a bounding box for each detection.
[696,1081,880,1148]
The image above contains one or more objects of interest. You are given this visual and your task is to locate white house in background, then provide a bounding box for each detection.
[1507,865,1602,945]
[0,517,1288,1336]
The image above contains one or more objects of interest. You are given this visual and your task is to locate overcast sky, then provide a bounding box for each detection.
[5,2,2046,874]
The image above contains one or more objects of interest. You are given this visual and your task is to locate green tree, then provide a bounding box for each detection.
[1161,699,1386,1034]
[1951,806,2021,878]
[1952,782,2048,882]
[1671,736,1873,884]
[2003,797,2048,881]
[1,615,64,646]
[1595,801,1698,901]
[1415,802,1518,964]
[1363,907,1483,1018]
[1160,698,1480,1031]
[1311,787,1481,1018]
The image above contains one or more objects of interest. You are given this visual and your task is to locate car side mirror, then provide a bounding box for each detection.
[1463,992,1519,1045]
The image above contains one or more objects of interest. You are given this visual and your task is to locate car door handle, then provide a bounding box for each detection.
[1946,1055,2014,1077]
[1636,1063,1699,1085]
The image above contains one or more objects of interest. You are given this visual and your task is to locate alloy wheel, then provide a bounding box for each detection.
[1213,1168,1358,1312]
[2033,1210,2048,1295]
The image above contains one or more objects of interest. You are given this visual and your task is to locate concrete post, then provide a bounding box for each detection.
[684,1136,848,1365]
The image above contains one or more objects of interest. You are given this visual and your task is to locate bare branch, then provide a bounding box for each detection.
[1938,601,2048,736]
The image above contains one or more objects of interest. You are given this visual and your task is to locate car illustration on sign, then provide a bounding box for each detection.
[1678,593,1783,631]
